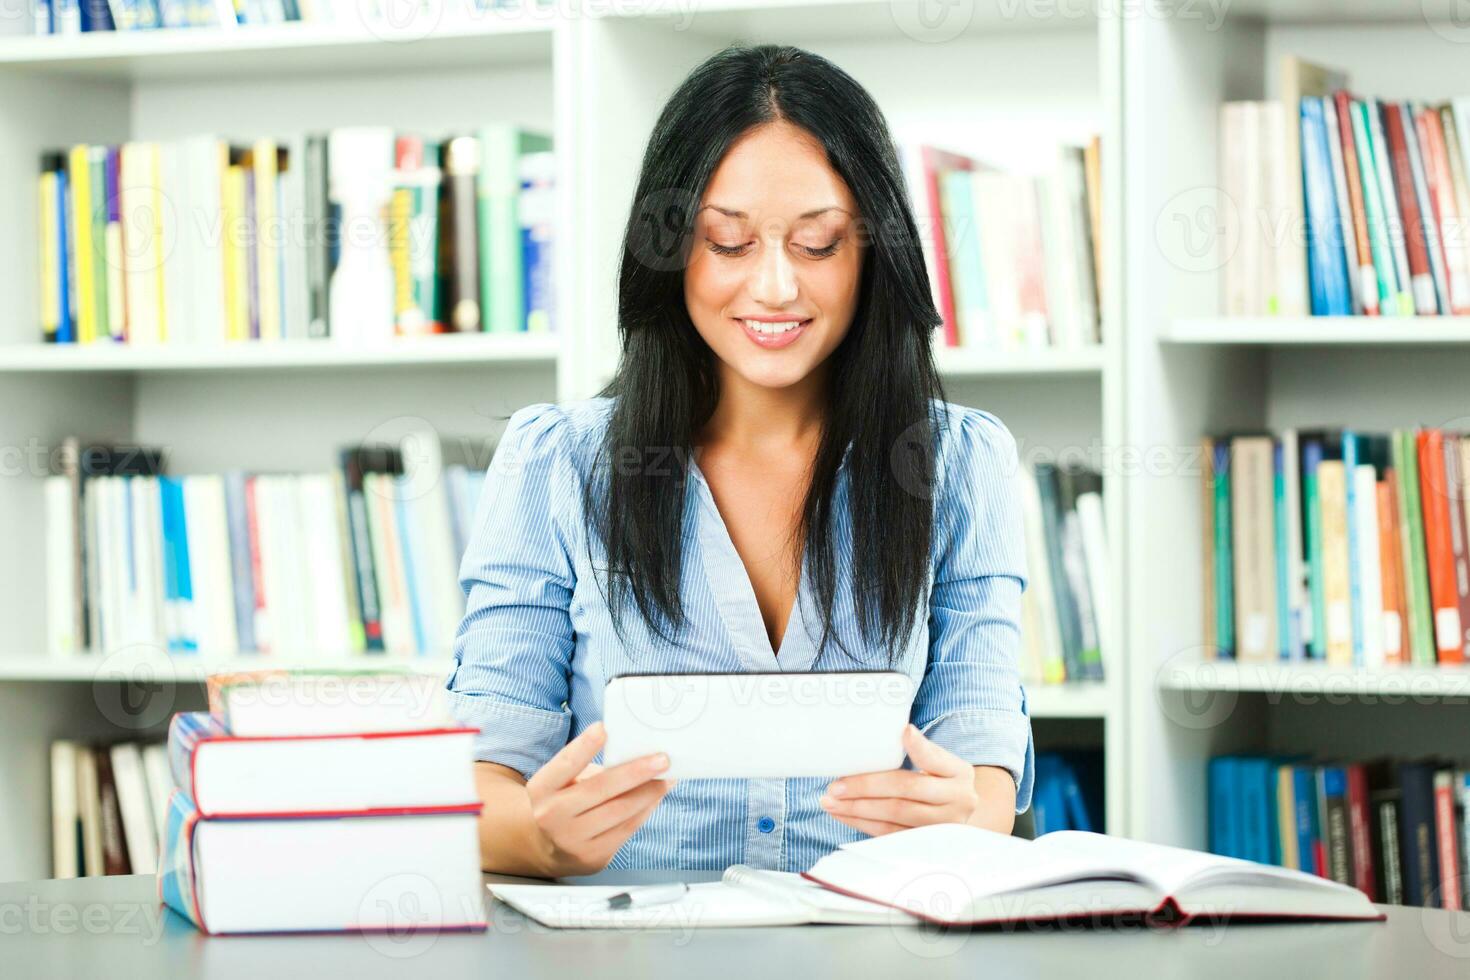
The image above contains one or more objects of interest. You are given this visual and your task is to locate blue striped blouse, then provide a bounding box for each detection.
[446,396,1033,872]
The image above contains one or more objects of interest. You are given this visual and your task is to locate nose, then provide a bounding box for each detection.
[749,236,799,308]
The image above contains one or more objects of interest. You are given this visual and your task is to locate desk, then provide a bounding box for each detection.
[4,871,1469,979]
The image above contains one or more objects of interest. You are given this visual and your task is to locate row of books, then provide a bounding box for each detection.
[1019,463,1108,685]
[34,0,530,33]
[901,139,1103,351]
[1222,55,1470,317]
[1208,755,1470,910]
[157,671,484,933]
[44,437,487,659]
[1029,750,1102,837]
[50,739,170,878]
[1202,428,1470,666]
[37,125,554,346]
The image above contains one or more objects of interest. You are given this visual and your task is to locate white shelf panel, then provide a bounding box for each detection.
[0,19,554,80]
[1164,317,1470,346]
[935,345,1104,378]
[0,334,560,374]
[634,0,1097,42]
[1221,0,1457,25]
[0,653,454,682]
[1024,681,1113,719]
[1159,659,1470,699]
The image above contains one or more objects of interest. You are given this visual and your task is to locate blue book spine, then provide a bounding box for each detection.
[78,0,114,30]
[1342,431,1363,667]
[1301,98,1353,316]
[1293,766,1321,877]
[394,480,427,656]
[158,791,203,931]
[1209,756,1241,858]
[1059,759,1093,833]
[1032,755,1068,836]
[1238,757,1270,864]
[1213,442,1235,659]
[160,477,196,653]
[55,168,73,342]
[1302,439,1326,659]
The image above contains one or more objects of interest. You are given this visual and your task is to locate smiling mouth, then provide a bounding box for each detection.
[734,317,812,349]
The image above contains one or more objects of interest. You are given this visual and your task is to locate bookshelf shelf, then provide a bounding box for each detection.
[0,19,555,80]
[1163,317,1470,346]
[1158,659,1470,699]
[1024,681,1114,719]
[934,345,1104,378]
[0,654,454,683]
[0,334,561,374]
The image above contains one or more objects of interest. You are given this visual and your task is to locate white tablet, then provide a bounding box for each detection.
[601,671,915,779]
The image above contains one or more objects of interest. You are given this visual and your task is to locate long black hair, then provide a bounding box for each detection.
[585,43,947,662]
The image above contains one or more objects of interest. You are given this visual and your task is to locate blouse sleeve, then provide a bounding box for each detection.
[912,406,1035,813]
[446,402,579,779]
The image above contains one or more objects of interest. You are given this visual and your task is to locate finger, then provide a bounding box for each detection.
[904,724,970,777]
[576,778,674,839]
[587,781,673,845]
[827,770,951,804]
[528,722,606,795]
[574,762,604,782]
[559,753,670,817]
[827,812,908,838]
[821,795,946,827]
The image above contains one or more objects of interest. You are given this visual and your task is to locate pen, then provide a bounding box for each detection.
[605,883,690,910]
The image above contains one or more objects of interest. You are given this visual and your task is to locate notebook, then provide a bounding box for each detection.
[801,825,1386,926]
[488,865,915,929]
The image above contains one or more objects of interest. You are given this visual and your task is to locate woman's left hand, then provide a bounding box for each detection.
[819,724,986,837]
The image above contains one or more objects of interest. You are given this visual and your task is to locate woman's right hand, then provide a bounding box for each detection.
[525,721,674,876]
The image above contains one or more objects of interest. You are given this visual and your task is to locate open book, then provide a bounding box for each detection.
[488,865,915,929]
[803,825,1385,926]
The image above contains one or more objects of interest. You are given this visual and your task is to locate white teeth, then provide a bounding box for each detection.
[743,319,803,335]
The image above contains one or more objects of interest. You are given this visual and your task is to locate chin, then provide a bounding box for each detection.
[727,355,823,390]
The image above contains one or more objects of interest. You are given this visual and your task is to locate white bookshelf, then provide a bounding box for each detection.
[1125,3,1470,856]
[0,1,1125,882]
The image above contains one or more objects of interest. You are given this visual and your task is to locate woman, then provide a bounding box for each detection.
[448,43,1033,877]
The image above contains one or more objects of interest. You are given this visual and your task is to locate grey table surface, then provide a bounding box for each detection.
[5,870,1470,979]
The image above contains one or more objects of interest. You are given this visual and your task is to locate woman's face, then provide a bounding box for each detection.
[684,120,864,392]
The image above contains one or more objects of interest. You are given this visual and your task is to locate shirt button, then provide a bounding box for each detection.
[757,816,776,834]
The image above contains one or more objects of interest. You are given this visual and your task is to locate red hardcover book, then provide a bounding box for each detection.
[1417,428,1465,662]
[1345,764,1377,900]
[1434,770,1463,911]
[918,146,976,347]
[1383,104,1437,314]
[167,711,480,819]
[1334,91,1379,315]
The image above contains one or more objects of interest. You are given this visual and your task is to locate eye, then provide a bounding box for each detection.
[706,241,752,257]
[798,240,842,259]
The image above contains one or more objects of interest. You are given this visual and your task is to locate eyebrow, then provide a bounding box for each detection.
[700,205,851,220]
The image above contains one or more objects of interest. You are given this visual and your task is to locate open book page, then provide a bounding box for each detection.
[1032,832,1356,898]
[806,825,1149,910]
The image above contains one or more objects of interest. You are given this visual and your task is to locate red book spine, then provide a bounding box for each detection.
[1345,764,1377,900]
[1418,429,1465,662]
[1434,775,1462,910]
[1377,478,1407,664]
[921,146,973,348]
[244,476,269,655]
[1420,107,1470,314]
[1334,91,1379,315]
[1383,103,1436,314]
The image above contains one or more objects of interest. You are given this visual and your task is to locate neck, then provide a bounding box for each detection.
[701,361,828,453]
